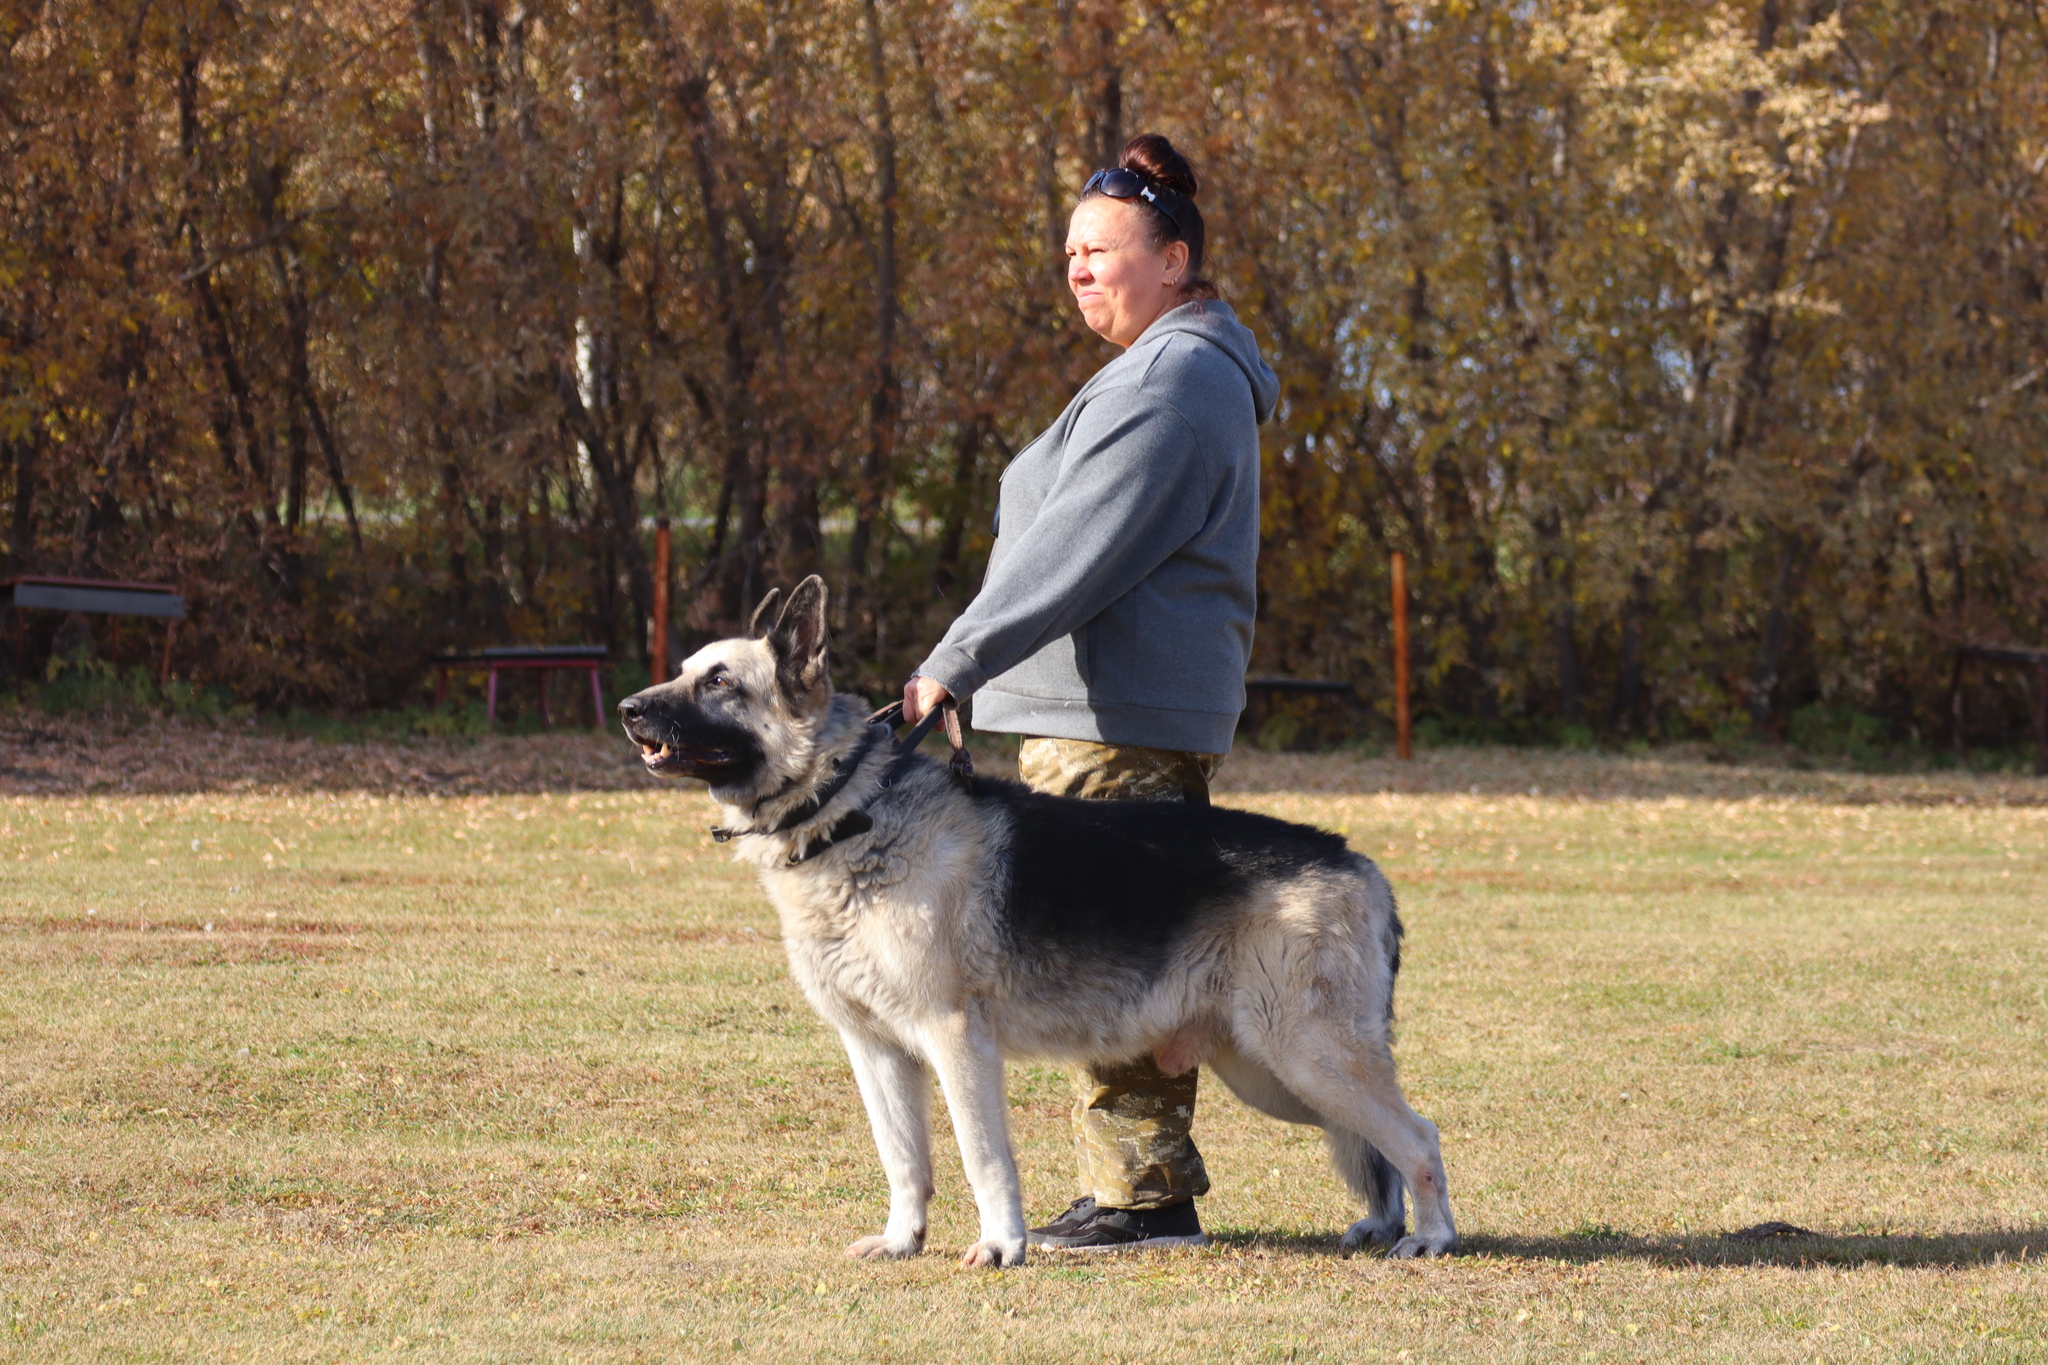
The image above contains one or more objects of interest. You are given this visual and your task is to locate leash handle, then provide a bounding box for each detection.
[937,701,973,779]
[867,697,974,780]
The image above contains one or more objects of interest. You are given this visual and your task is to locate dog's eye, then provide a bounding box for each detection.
[706,672,734,689]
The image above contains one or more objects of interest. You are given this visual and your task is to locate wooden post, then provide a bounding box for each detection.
[159,619,176,688]
[1948,649,1967,755]
[651,518,672,683]
[1392,551,1412,761]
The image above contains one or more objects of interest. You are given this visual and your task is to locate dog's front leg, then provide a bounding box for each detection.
[921,1008,1026,1268]
[840,1027,933,1260]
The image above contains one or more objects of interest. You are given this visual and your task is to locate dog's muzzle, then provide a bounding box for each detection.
[618,695,740,778]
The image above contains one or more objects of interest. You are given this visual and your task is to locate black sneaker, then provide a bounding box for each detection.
[1026,1196,1099,1246]
[1028,1197,1209,1251]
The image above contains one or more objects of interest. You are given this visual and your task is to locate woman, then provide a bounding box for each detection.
[903,133,1277,1251]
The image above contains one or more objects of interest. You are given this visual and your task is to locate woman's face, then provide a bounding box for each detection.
[1066,197,1190,349]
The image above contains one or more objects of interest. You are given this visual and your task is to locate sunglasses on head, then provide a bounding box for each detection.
[1082,167,1195,240]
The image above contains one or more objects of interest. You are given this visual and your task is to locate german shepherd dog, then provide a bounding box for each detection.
[618,577,1456,1267]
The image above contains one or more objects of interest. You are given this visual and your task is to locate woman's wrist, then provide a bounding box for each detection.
[914,644,987,702]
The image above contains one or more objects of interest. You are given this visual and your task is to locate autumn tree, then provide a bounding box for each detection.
[3,0,2043,746]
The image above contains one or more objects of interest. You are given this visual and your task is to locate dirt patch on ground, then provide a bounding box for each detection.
[2,709,2042,805]
[0,917,367,967]
[1213,746,2048,805]
[0,713,648,796]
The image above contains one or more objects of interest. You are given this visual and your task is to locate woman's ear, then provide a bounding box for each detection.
[1164,239,1190,284]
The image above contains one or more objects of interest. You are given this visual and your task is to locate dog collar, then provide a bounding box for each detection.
[710,727,882,846]
[707,703,973,866]
[781,807,876,865]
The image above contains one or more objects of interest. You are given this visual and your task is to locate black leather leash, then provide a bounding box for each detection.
[865,698,974,784]
[710,699,973,866]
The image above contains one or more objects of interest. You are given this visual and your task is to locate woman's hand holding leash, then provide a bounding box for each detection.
[902,674,951,726]
[886,676,973,783]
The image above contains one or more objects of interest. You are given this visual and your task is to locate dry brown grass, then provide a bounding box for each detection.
[0,728,2044,1361]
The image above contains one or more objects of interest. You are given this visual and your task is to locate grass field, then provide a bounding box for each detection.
[1,725,2044,1362]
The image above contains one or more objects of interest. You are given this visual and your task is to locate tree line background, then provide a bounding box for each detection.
[4,0,2046,747]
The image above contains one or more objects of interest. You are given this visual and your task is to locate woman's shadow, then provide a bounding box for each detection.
[1213,1222,2046,1268]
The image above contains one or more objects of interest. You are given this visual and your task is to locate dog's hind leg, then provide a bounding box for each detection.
[841,1028,934,1260]
[1208,1044,1321,1125]
[1325,1128,1407,1253]
[1262,1030,1457,1259]
[1210,1045,1406,1252]
[919,1008,1027,1269]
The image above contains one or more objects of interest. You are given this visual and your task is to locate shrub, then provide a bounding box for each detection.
[1788,704,1891,765]
[39,651,160,717]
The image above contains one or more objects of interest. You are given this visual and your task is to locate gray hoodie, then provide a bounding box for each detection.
[916,301,1279,755]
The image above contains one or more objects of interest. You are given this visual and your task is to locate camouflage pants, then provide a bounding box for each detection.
[1017,737,1223,1211]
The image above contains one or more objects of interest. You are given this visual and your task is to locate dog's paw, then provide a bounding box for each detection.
[846,1232,924,1261]
[1337,1218,1402,1255]
[959,1237,1027,1269]
[1387,1233,1456,1259]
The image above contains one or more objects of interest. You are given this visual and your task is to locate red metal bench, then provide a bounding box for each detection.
[430,646,609,729]
[3,575,185,682]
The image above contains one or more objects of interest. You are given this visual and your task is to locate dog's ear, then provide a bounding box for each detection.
[767,575,831,698]
[746,587,785,640]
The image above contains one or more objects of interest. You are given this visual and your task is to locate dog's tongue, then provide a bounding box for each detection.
[639,742,732,764]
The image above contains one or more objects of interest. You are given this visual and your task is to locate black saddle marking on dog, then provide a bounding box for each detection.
[981,780,1354,971]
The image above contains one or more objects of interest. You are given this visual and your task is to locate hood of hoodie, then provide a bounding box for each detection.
[1134,300,1280,424]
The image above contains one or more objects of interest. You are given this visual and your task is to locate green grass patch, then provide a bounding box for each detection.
[0,747,2042,1360]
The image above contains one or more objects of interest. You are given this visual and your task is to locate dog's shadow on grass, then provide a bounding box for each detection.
[1208,1224,2047,1270]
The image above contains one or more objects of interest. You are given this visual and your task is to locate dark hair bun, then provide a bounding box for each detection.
[1120,134,1198,198]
